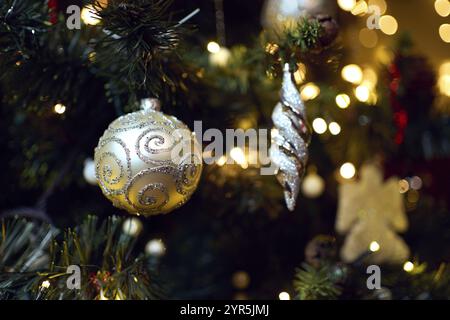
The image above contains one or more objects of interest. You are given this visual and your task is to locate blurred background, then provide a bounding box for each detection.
[0,0,449,300]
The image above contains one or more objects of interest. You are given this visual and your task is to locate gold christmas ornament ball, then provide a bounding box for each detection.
[94,99,202,216]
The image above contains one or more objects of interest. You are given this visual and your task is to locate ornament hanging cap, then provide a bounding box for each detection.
[140,98,161,112]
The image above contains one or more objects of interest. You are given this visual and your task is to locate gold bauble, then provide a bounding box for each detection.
[94,99,202,216]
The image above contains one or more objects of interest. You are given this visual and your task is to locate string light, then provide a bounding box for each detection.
[439,24,450,43]
[145,239,166,257]
[54,103,66,114]
[351,1,368,16]
[435,0,450,17]
[379,15,398,35]
[341,64,363,84]
[81,5,100,25]
[438,61,450,96]
[216,155,227,166]
[40,280,51,289]
[368,0,387,15]
[279,292,291,300]
[230,147,248,169]
[300,83,320,100]
[355,85,370,102]
[369,241,380,252]
[294,63,307,84]
[359,28,378,48]
[336,94,351,109]
[403,261,414,272]
[328,122,341,135]
[340,162,356,179]
[312,118,327,134]
[207,41,221,54]
[122,217,142,237]
[398,179,409,194]
[337,0,356,12]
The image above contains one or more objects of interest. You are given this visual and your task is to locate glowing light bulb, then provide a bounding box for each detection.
[41,280,51,289]
[368,0,387,15]
[300,82,320,100]
[379,15,398,35]
[355,85,370,102]
[81,5,100,25]
[336,94,351,109]
[216,155,227,166]
[338,0,356,11]
[230,147,247,168]
[54,103,66,114]
[294,63,307,84]
[340,162,356,179]
[435,0,450,17]
[328,122,341,135]
[312,118,327,134]
[145,239,166,257]
[403,261,414,272]
[207,41,221,54]
[369,241,380,252]
[351,0,368,16]
[122,217,142,237]
[439,24,450,43]
[279,292,291,300]
[341,64,363,84]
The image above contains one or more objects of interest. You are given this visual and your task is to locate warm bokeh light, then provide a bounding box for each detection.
[368,0,387,15]
[81,5,100,25]
[207,41,221,54]
[435,0,450,17]
[294,63,307,84]
[439,24,450,43]
[336,93,351,109]
[379,15,398,35]
[122,217,142,236]
[300,82,320,100]
[209,47,231,67]
[338,0,356,12]
[403,261,414,272]
[398,179,410,193]
[279,292,291,300]
[359,28,378,48]
[351,0,368,16]
[341,64,363,84]
[328,122,341,135]
[230,147,247,168]
[438,74,450,96]
[340,162,356,179]
[145,239,166,257]
[355,85,370,102]
[363,67,378,88]
[312,118,327,134]
[369,241,380,252]
[216,155,227,166]
[54,103,66,114]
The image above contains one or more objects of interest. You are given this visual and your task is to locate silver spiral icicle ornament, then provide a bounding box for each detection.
[94,98,202,216]
[270,64,311,211]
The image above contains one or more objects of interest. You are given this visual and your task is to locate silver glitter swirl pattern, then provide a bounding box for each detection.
[270,63,311,211]
[94,106,203,216]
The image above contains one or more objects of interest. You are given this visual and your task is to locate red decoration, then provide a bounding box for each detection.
[48,0,58,24]
[388,63,408,145]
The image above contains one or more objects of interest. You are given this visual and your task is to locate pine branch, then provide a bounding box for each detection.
[0,0,50,58]
[293,263,342,300]
[92,0,189,100]
[0,216,165,300]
